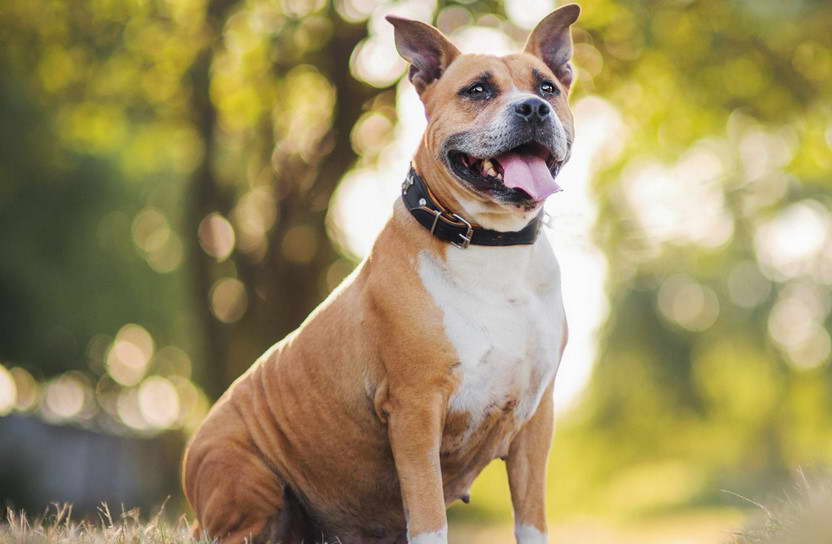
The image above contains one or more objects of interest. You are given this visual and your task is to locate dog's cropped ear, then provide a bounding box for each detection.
[386,15,461,94]
[523,4,581,89]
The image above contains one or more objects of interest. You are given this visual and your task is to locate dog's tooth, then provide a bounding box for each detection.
[487,167,497,177]
[482,159,493,172]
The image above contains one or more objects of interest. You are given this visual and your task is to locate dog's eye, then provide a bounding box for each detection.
[540,81,559,96]
[461,82,491,100]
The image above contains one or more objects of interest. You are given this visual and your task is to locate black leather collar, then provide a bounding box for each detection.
[401,167,543,248]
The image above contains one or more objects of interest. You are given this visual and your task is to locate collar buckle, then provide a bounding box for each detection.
[449,213,473,249]
[411,207,473,249]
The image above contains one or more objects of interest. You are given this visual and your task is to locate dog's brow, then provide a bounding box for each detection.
[458,71,495,92]
[476,71,493,82]
[531,68,549,85]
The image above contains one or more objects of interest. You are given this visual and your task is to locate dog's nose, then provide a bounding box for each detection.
[513,97,550,122]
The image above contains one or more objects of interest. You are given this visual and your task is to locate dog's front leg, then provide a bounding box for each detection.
[387,390,448,544]
[506,383,555,544]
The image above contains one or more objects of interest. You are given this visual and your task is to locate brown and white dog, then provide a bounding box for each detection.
[182,5,580,543]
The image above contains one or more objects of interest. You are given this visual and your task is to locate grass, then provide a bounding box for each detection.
[1,505,740,544]
[3,475,830,544]
[729,472,832,544]
[1,503,205,544]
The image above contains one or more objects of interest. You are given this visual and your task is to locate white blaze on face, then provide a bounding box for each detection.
[515,524,548,544]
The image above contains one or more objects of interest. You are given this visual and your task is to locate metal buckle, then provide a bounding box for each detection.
[449,213,473,249]
[408,206,473,249]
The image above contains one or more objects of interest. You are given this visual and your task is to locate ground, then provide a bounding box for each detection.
[1,506,745,544]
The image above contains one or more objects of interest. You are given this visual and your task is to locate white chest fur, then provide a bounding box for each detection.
[418,239,566,435]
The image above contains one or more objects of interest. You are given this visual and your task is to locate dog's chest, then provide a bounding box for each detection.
[418,244,565,440]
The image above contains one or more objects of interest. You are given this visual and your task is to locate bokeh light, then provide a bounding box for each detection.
[117,387,148,431]
[350,36,405,88]
[42,373,91,422]
[658,275,720,332]
[769,283,832,369]
[621,145,734,250]
[106,324,155,387]
[198,212,236,262]
[504,0,556,30]
[138,376,180,429]
[10,367,39,411]
[210,278,248,323]
[132,207,184,273]
[335,0,376,23]
[132,207,170,254]
[754,200,831,280]
[726,261,772,308]
[0,364,16,416]
[153,346,192,379]
[232,186,277,259]
[170,376,210,434]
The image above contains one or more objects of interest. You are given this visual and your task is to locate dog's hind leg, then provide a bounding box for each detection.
[184,435,300,544]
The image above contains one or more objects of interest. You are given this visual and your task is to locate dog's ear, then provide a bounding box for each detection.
[523,4,580,89]
[386,15,461,94]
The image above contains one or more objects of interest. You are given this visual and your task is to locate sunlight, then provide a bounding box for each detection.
[754,199,831,280]
[622,141,734,250]
[505,0,557,30]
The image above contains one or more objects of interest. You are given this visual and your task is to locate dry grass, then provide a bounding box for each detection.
[2,505,741,544]
[0,503,205,544]
[729,472,832,544]
[3,477,831,544]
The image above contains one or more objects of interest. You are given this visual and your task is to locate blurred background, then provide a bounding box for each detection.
[1,0,831,541]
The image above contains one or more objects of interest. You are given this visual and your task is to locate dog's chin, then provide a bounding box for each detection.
[446,141,563,212]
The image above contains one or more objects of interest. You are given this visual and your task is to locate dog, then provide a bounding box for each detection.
[182,5,579,543]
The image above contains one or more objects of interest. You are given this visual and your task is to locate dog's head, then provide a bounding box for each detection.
[388,5,579,231]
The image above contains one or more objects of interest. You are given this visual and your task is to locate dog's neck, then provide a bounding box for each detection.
[392,197,543,288]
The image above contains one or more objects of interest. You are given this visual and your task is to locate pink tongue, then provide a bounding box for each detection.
[496,152,562,201]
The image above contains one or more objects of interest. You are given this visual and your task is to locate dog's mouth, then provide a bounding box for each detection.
[448,142,564,205]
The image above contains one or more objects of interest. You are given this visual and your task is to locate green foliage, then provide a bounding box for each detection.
[1,0,831,526]
[568,0,832,517]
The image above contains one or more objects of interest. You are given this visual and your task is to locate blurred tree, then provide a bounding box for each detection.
[184,0,381,398]
[2,0,831,524]
[555,0,832,516]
